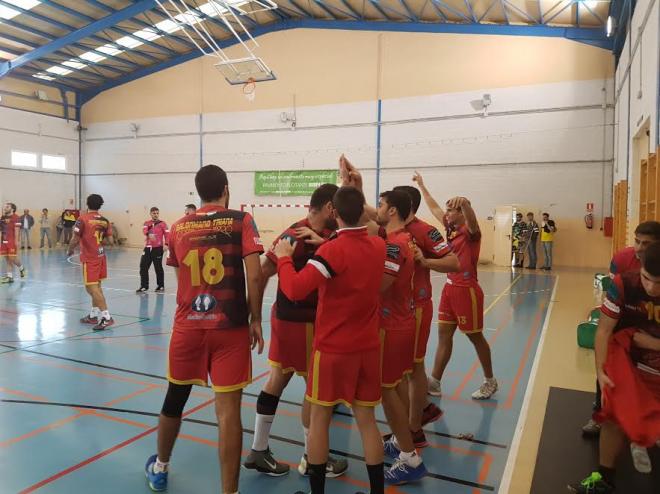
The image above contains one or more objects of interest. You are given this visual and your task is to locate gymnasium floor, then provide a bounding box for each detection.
[0,248,558,494]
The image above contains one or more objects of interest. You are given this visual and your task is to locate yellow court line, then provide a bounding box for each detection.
[483,274,523,315]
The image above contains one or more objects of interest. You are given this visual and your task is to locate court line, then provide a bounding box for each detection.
[17,398,216,494]
[5,398,408,494]
[497,276,559,494]
[0,340,508,451]
[448,281,551,408]
[450,276,528,400]
[4,398,495,492]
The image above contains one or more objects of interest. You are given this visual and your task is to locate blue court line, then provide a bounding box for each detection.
[1,398,495,492]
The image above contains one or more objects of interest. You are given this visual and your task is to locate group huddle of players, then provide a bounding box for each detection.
[137,156,499,494]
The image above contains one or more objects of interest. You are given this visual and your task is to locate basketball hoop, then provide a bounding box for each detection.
[243,78,256,102]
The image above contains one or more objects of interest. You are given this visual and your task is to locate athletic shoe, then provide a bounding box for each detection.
[80,315,98,324]
[0,276,14,284]
[136,287,148,294]
[93,317,114,331]
[243,448,289,476]
[421,402,443,426]
[19,268,26,278]
[383,436,401,460]
[567,472,614,493]
[298,454,348,478]
[472,378,498,400]
[582,419,601,437]
[145,454,168,492]
[155,286,165,293]
[384,458,427,485]
[427,377,442,397]
[412,429,429,448]
[631,443,652,473]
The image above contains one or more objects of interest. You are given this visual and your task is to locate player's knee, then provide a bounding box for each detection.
[161,382,192,418]
[256,390,280,415]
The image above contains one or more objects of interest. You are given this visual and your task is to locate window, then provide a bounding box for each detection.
[11,151,37,168]
[42,154,66,171]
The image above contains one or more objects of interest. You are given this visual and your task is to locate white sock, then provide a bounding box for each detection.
[429,376,441,386]
[399,449,422,468]
[18,265,24,272]
[303,426,310,456]
[90,307,100,318]
[485,377,497,383]
[154,457,169,473]
[6,273,13,279]
[101,310,110,320]
[252,413,274,451]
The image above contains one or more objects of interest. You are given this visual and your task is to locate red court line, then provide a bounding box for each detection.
[18,398,216,494]
[503,298,548,410]
[17,369,270,493]
[450,281,537,401]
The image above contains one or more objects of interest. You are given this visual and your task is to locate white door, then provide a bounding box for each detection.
[493,205,514,267]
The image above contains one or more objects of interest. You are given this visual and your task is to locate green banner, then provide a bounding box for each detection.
[254,170,338,196]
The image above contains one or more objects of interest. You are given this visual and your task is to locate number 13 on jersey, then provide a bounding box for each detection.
[183,248,225,286]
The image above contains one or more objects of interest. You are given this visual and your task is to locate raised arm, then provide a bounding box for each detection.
[413,171,446,224]
[449,197,479,235]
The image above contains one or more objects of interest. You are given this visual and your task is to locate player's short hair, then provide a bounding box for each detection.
[333,186,364,226]
[635,221,660,240]
[516,212,523,218]
[309,184,339,211]
[542,212,550,217]
[185,204,197,211]
[6,203,16,213]
[195,164,228,203]
[642,242,660,277]
[380,190,412,221]
[527,212,534,217]
[86,194,104,210]
[393,185,421,214]
[150,207,159,213]
[42,208,48,213]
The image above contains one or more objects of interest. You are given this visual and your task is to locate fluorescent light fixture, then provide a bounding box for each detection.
[32,72,55,81]
[116,35,144,49]
[46,66,72,75]
[606,15,614,37]
[62,60,86,69]
[79,51,106,62]
[0,0,40,21]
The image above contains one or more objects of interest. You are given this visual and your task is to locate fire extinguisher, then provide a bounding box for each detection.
[585,202,594,229]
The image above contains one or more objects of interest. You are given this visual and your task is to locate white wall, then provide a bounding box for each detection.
[613,0,660,238]
[0,107,79,239]
[83,78,614,266]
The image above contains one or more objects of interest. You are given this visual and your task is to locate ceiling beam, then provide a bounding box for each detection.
[0,0,160,78]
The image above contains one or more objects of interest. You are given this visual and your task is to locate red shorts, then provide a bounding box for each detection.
[381,329,415,388]
[0,242,17,257]
[268,307,314,376]
[438,283,484,333]
[168,327,251,393]
[414,300,434,363]
[83,257,107,285]
[306,347,381,407]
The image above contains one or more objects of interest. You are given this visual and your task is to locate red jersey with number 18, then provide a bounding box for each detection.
[74,212,112,263]
[167,205,264,331]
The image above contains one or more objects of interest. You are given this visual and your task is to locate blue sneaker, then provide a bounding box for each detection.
[384,459,427,485]
[383,436,401,460]
[145,454,168,491]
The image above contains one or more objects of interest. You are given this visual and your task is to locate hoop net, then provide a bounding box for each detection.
[243,78,256,101]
